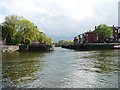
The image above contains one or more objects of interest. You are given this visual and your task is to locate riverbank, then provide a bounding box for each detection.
[0,45,19,52]
[61,43,120,50]
[19,45,54,52]
[1,45,54,52]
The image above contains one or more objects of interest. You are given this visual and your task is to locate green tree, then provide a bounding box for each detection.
[45,37,52,45]
[47,37,53,45]
[1,15,53,45]
[16,19,39,44]
[95,24,112,42]
[37,32,46,43]
[37,32,53,45]
[59,40,73,45]
[2,15,22,44]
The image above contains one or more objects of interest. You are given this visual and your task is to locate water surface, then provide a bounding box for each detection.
[2,47,119,88]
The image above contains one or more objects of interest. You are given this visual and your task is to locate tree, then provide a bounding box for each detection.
[2,15,23,44]
[95,24,112,42]
[2,15,40,45]
[37,32,46,43]
[59,40,73,45]
[44,37,52,45]
[17,19,39,44]
[1,15,53,45]
[47,37,53,45]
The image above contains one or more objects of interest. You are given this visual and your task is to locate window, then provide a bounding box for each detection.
[115,30,117,33]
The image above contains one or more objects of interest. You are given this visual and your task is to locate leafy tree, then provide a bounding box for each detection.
[59,40,73,45]
[47,37,53,45]
[37,32,53,45]
[1,15,53,45]
[37,32,46,43]
[44,37,52,45]
[95,24,112,42]
[2,15,23,44]
[17,19,38,44]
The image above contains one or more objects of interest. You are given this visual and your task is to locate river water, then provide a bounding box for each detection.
[1,47,119,88]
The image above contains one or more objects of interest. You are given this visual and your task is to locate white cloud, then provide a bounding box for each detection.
[0,0,119,41]
[54,0,95,21]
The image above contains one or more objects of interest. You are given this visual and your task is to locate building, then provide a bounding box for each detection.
[83,31,97,43]
[109,26,120,43]
[74,36,79,44]
[111,26,119,42]
[115,27,120,42]
[117,27,120,42]
[74,31,97,44]
[73,25,120,44]
[74,34,86,44]
[78,34,84,43]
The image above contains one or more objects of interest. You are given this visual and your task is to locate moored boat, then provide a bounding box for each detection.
[113,45,120,49]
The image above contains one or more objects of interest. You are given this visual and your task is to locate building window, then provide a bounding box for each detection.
[86,34,88,36]
[118,29,120,33]
[115,30,117,33]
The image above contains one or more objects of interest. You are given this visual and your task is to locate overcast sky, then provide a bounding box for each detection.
[0,0,119,41]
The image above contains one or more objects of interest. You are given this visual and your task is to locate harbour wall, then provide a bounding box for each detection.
[19,45,54,52]
[61,43,120,51]
[1,45,19,52]
[1,45,54,52]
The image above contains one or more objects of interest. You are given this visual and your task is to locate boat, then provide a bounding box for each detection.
[113,45,120,49]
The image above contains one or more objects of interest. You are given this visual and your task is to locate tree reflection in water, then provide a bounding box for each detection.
[2,49,119,88]
[81,50,118,88]
[93,50,118,74]
[2,51,45,88]
[92,50,118,88]
[81,50,118,74]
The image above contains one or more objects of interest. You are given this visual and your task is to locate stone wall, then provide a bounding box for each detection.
[61,43,120,51]
[1,45,19,52]
[19,45,54,51]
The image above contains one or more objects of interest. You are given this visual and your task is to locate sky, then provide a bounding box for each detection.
[0,0,119,42]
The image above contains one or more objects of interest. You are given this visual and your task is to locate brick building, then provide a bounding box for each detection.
[83,31,97,43]
[111,26,119,42]
[117,27,120,42]
[74,25,120,44]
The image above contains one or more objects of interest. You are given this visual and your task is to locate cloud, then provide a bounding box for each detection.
[0,0,119,41]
